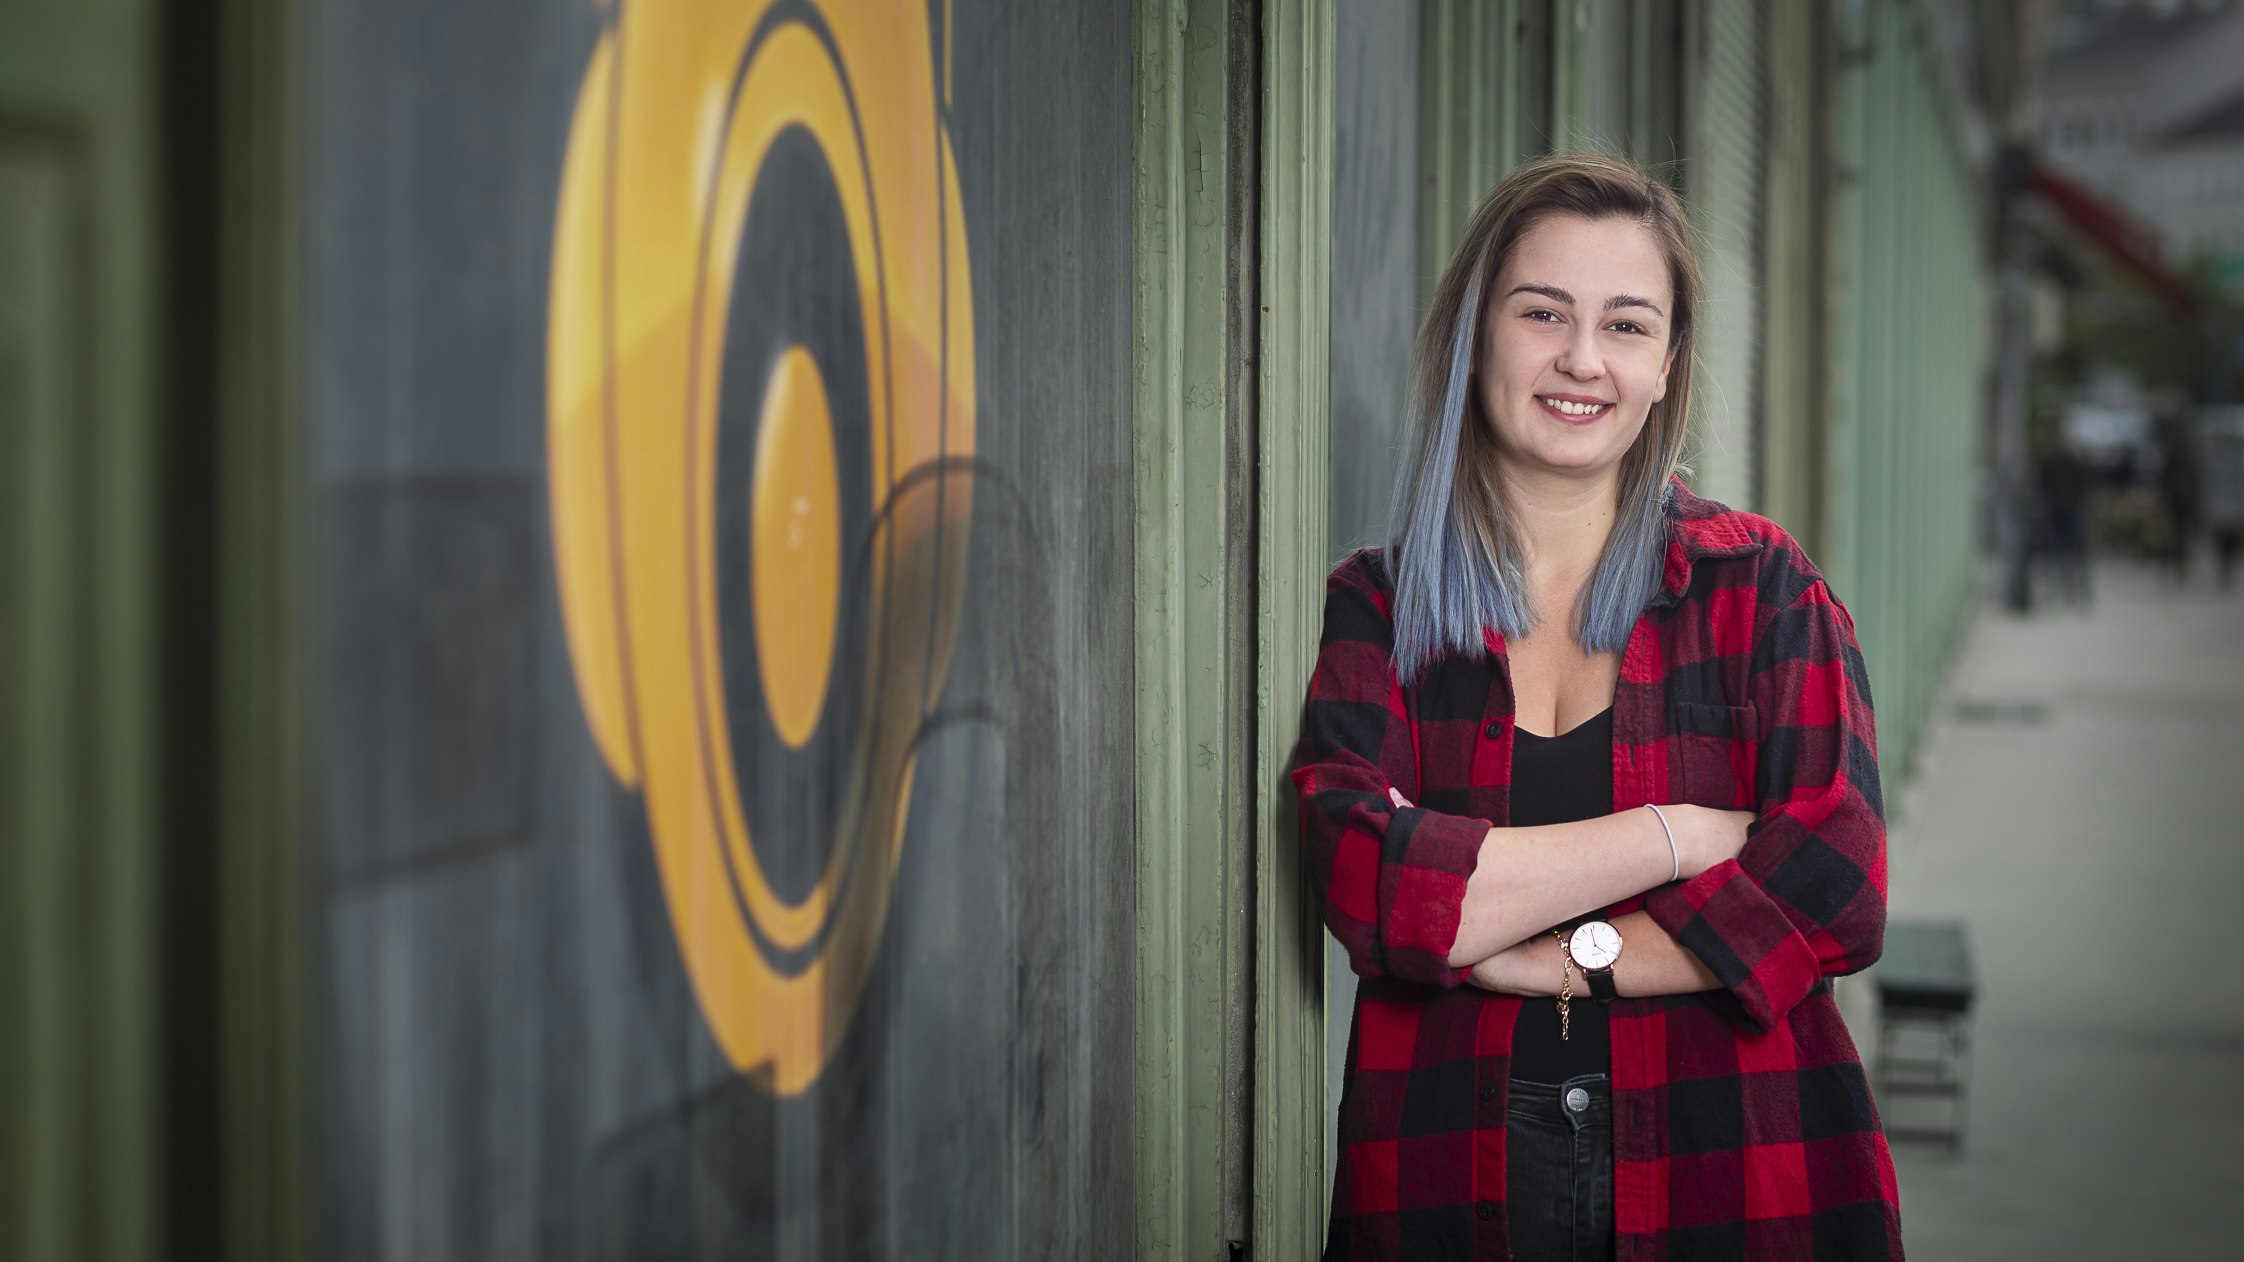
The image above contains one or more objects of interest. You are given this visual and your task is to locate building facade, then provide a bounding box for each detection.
[2,1,2026,1258]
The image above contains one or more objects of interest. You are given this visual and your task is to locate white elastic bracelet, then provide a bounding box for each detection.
[1645,803,1680,883]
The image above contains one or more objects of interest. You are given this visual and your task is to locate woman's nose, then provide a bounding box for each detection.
[1554,327,1604,380]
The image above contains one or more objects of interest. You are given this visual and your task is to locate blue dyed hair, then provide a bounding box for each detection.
[1387,154,1703,685]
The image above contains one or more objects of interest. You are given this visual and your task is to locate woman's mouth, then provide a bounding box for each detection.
[1535,395,1614,423]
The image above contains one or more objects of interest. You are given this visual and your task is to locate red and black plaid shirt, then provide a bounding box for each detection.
[1293,480,1903,1260]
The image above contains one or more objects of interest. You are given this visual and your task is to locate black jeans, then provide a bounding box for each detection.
[1503,1074,1615,1262]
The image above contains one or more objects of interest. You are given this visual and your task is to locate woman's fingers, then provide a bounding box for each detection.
[1700,808,1755,867]
[1389,786,1413,810]
[1722,809,1755,855]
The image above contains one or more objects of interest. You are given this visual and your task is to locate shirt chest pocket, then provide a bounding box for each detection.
[1671,701,1760,811]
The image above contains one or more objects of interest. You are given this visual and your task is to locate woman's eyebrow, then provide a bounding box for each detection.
[1507,282,1574,305]
[1506,283,1665,318]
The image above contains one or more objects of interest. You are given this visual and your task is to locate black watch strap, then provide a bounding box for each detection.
[1585,967,1618,1004]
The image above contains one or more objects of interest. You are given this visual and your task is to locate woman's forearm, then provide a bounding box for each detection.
[1465,911,1721,998]
[1444,808,1688,967]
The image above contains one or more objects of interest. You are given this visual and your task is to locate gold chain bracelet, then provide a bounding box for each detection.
[1550,928,1575,1041]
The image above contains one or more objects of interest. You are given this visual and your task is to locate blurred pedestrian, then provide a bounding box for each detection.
[2036,435,2093,608]
[1292,154,1899,1261]
[2157,415,2201,584]
[2201,415,2244,591]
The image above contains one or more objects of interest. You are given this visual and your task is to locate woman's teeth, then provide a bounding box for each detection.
[1540,397,1611,417]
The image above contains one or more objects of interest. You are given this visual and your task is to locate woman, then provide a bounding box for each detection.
[1292,154,1902,1261]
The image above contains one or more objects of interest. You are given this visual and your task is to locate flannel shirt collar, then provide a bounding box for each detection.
[1650,475,1762,610]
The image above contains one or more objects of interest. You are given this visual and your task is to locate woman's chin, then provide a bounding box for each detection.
[1510,447,1628,482]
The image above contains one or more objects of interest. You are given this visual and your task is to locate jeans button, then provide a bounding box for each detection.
[1565,1086,1590,1113]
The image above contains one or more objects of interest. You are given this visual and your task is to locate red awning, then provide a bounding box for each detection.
[2028,160,2200,319]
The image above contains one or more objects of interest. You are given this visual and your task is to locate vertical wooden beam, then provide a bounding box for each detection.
[212,0,312,1256]
[1760,0,1827,557]
[1821,0,1868,604]
[1133,0,1254,1254]
[1550,0,1580,150]
[0,119,101,1262]
[1137,2,1334,1254]
[1417,0,1460,296]
[1255,3,1332,1255]
[1553,0,1630,153]
[1418,0,1509,297]
[1684,0,1772,509]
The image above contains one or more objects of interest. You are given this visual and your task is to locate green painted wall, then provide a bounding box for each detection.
[1823,0,1989,775]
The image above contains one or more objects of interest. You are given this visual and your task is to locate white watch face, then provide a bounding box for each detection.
[1570,920,1623,970]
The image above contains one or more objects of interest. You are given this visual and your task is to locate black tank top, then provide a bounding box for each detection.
[1506,705,1615,1082]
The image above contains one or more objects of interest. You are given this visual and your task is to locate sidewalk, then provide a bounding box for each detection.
[1861,561,2244,1260]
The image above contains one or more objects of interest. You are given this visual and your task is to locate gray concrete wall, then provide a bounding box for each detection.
[1325,0,1421,1203]
[312,3,1135,1258]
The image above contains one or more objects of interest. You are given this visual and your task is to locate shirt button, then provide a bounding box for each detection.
[1479,1083,1498,1102]
[1476,1201,1497,1221]
[1484,720,1503,739]
[1565,1087,1590,1113]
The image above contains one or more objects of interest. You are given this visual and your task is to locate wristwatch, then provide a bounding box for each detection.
[1567,920,1624,1003]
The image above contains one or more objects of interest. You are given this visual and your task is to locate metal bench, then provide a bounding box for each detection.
[1873,919,1976,1153]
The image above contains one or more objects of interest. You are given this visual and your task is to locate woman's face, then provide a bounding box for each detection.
[1475,212,1679,490]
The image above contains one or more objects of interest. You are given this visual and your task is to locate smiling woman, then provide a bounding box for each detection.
[1293,154,1902,1260]
[1481,215,1677,487]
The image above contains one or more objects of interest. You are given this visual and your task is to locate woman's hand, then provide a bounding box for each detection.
[1668,805,1755,878]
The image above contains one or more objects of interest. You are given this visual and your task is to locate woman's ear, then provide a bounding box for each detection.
[1652,344,1679,404]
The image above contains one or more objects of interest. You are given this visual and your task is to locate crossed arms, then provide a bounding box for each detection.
[1290,553,1888,1033]
[1384,786,1740,1001]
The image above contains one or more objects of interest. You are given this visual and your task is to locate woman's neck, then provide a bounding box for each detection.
[1498,467,1621,586]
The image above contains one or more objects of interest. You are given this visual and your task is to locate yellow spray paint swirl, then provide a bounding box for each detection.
[547,0,974,1096]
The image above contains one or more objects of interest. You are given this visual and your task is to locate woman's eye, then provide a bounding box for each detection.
[1609,320,1646,336]
[1524,309,1560,323]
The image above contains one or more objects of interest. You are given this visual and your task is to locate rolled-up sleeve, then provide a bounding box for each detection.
[1643,577,1888,1032]
[1288,555,1489,988]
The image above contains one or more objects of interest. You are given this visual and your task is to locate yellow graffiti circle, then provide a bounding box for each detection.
[751,345,839,752]
[547,0,975,1095]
